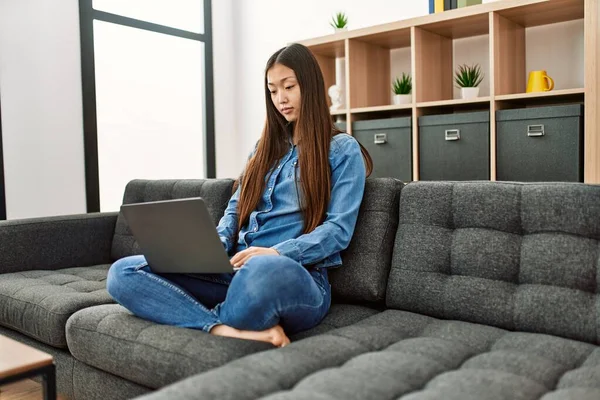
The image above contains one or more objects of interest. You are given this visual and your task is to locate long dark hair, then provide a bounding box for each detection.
[236,43,372,235]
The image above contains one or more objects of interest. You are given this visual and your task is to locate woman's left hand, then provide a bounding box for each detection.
[230,247,279,268]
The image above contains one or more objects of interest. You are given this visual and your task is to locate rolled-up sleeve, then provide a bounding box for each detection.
[216,184,240,254]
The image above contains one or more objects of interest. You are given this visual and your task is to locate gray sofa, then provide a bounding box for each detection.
[1,178,599,400]
[0,177,399,399]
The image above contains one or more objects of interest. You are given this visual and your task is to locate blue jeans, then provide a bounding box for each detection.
[106,254,331,335]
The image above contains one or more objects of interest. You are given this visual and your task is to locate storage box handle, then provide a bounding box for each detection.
[374,133,387,144]
[445,129,460,141]
[527,124,545,137]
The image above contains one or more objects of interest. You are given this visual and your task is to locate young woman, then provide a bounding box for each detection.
[106,43,372,348]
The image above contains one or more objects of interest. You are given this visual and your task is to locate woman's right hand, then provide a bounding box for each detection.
[230,246,280,268]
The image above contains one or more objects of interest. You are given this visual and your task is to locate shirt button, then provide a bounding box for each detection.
[268,187,272,191]
[253,227,258,232]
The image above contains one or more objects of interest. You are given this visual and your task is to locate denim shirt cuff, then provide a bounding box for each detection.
[272,240,302,264]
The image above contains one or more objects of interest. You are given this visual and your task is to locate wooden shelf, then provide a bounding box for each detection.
[298,0,582,50]
[417,97,491,108]
[347,39,391,109]
[301,39,345,57]
[496,0,584,27]
[417,13,490,38]
[494,88,585,108]
[297,0,599,183]
[494,88,584,101]
[358,27,411,49]
[351,104,413,113]
[330,109,347,116]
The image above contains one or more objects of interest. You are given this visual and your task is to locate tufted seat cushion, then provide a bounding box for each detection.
[0,265,113,347]
[65,303,381,390]
[132,309,600,400]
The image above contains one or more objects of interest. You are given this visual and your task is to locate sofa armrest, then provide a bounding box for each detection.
[0,212,118,274]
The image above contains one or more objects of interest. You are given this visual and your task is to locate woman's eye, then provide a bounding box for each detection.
[269,90,276,95]
[285,85,294,90]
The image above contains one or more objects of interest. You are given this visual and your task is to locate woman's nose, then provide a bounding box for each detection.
[278,92,287,104]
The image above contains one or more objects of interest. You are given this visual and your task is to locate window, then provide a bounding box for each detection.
[79,0,214,212]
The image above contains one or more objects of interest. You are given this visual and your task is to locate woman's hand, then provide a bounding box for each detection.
[230,247,279,268]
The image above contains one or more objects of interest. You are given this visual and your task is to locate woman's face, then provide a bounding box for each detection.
[267,63,301,122]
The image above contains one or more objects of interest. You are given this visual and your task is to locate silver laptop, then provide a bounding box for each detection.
[120,197,235,274]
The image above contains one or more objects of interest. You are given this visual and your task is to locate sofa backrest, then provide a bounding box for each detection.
[111,179,234,260]
[329,177,404,305]
[386,181,600,344]
[111,177,403,306]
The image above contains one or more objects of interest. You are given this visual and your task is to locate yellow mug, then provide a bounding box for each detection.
[526,70,554,93]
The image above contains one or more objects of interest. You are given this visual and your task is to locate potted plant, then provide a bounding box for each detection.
[330,12,348,32]
[455,63,484,99]
[392,73,412,105]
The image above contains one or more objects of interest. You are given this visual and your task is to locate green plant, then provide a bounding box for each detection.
[454,63,484,88]
[392,73,412,95]
[330,12,348,29]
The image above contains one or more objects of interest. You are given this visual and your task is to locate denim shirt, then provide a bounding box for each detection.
[216,133,366,269]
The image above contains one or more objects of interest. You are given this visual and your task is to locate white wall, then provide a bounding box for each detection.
[212,0,241,179]
[0,0,87,219]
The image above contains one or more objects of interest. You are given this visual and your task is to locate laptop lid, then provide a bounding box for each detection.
[120,197,234,274]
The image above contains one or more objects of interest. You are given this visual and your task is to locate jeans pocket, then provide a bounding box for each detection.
[311,268,329,296]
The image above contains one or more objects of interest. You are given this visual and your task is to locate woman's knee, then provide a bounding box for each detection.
[222,256,324,330]
[236,255,311,298]
[106,255,147,299]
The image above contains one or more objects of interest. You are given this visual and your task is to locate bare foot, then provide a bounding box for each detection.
[210,324,291,347]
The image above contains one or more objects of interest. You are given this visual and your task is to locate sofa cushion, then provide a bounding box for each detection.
[290,303,380,341]
[329,177,403,304]
[66,304,271,389]
[66,302,380,390]
[0,265,113,347]
[387,181,600,345]
[132,309,600,400]
[111,179,234,260]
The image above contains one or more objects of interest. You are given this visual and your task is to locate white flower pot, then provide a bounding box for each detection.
[334,26,347,33]
[461,87,480,99]
[393,94,412,105]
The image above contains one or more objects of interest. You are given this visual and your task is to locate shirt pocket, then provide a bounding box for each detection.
[287,159,300,181]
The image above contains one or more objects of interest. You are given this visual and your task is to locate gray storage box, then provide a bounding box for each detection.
[496,104,583,182]
[418,111,490,180]
[337,117,412,182]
